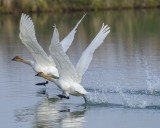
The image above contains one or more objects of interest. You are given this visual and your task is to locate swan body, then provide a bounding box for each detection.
[12,56,59,77]
[12,13,86,78]
[37,73,87,96]
[36,23,110,102]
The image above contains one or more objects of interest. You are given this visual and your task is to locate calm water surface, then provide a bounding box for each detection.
[1,10,160,128]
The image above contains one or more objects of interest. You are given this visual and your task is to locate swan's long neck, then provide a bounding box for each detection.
[42,75,58,84]
[49,77,58,83]
[22,60,34,66]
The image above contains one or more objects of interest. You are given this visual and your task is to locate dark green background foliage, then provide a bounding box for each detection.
[0,0,160,13]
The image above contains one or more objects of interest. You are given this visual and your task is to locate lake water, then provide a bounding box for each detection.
[1,9,160,128]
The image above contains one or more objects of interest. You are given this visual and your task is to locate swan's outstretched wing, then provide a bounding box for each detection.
[19,13,55,66]
[61,13,86,52]
[76,23,110,83]
[49,26,78,82]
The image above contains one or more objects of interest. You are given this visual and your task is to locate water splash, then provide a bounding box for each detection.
[114,87,148,108]
[84,85,160,110]
[86,90,108,104]
[144,57,160,94]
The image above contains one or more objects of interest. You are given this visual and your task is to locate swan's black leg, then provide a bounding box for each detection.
[35,81,48,86]
[83,95,87,103]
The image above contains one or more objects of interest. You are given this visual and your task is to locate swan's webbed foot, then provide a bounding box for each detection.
[59,109,70,112]
[57,94,65,99]
[57,94,69,99]
[35,81,48,86]
[66,96,69,99]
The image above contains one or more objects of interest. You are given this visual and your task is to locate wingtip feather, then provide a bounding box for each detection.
[19,13,37,42]
[83,12,87,18]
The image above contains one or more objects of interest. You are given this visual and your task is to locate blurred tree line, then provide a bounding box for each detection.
[0,0,160,13]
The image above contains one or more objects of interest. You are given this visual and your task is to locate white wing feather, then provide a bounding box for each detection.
[49,26,78,82]
[19,13,55,66]
[61,13,86,52]
[76,23,110,83]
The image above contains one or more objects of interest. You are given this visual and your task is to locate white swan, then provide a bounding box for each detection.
[36,23,110,102]
[12,13,86,82]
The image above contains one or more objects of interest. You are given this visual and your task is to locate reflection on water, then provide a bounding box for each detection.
[15,91,85,128]
[1,9,160,128]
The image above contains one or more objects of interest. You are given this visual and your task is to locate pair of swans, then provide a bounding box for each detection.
[12,13,86,84]
[13,13,110,103]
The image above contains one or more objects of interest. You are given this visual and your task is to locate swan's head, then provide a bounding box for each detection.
[35,72,50,79]
[12,56,24,62]
[35,72,45,77]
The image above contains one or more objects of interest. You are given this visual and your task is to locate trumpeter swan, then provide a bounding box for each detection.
[36,23,110,103]
[12,13,86,84]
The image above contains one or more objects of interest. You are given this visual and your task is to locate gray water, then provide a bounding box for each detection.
[1,10,160,128]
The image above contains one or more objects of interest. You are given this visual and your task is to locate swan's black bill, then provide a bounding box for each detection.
[11,57,15,61]
[35,73,39,76]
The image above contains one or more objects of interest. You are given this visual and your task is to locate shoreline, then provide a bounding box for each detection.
[0,6,160,14]
[0,0,160,14]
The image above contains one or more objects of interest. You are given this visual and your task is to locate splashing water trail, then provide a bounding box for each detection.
[117,87,147,108]
[144,57,160,94]
[86,89,108,104]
